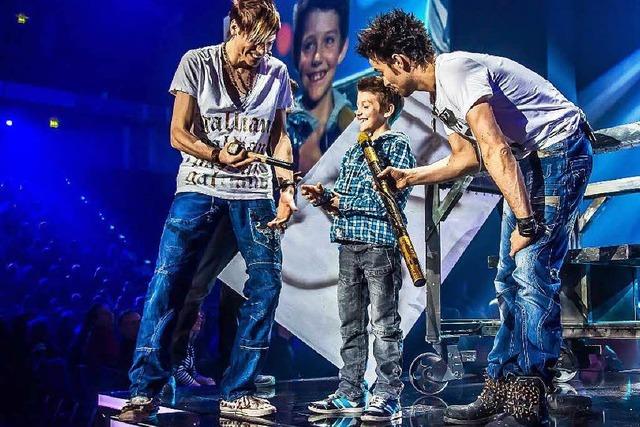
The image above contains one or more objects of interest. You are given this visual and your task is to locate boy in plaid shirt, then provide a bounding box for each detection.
[301,76,416,422]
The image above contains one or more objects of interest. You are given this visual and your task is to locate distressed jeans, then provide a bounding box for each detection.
[128,192,282,401]
[336,243,404,400]
[487,131,592,383]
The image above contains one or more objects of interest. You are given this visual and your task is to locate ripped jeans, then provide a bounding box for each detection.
[128,192,282,401]
[487,131,592,383]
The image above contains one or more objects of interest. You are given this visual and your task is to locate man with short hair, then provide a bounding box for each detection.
[118,0,296,422]
[357,9,592,426]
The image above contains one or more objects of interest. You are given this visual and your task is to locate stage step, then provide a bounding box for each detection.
[487,244,640,268]
[566,244,640,266]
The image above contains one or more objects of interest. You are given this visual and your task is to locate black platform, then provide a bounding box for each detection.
[96,371,640,426]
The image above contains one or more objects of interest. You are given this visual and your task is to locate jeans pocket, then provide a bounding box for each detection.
[531,194,561,238]
[168,193,211,224]
[249,207,280,252]
[365,246,394,277]
[569,155,592,188]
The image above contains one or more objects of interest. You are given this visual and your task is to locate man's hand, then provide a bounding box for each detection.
[378,167,413,191]
[218,141,257,170]
[268,188,297,231]
[509,228,533,257]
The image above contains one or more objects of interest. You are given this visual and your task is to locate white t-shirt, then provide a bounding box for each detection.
[434,51,581,159]
[169,44,293,199]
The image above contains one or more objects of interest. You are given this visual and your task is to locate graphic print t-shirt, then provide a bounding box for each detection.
[169,44,293,199]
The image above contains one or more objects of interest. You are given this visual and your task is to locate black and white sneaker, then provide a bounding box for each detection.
[361,395,402,422]
[308,394,366,415]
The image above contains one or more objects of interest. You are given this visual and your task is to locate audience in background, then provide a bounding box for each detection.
[0,177,306,426]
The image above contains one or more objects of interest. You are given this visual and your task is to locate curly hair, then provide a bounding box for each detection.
[357,9,434,67]
[293,0,350,69]
[229,0,281,44]
[357,76,404,122]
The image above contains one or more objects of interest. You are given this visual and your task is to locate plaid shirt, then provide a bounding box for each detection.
[327,130,416,246]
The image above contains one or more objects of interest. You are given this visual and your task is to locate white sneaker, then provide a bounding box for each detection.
[219,395,277,417]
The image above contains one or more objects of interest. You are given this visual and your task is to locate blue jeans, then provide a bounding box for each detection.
[128,192,282,400]
[336,243,404,400]
[487,131,592,383]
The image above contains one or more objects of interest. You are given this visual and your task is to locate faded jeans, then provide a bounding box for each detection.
[487,131,592,383]
[128,192,282,401]
[336,243,404,400]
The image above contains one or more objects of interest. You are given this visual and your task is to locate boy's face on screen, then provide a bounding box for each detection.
[298,9,347,103]
[356,91,389,134]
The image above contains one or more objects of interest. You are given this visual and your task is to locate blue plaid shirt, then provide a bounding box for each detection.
[327,130,416,246]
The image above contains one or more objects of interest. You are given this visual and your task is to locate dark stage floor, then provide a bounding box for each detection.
[97,371,640,426]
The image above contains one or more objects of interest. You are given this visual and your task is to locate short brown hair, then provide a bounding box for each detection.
[229,0,281,44]
[357,9,434,67]
[293,0,350,69]
[357,76,404,122]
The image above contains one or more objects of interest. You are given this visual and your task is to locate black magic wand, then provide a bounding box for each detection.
[357,132,426,287]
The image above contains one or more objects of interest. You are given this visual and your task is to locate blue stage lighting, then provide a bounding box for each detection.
[581,48,640,123]
[5,120,13,127]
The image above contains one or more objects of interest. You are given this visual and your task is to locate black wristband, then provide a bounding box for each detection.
[516,215,539,237]
[312,189,333,207]
[278,178,296,192]
[210,147,221,164]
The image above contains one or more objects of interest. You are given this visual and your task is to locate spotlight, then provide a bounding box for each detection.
[16,13,29,25]
[5,120,12,127]
[49,117,59,128]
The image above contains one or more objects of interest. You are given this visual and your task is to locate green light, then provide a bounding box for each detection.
[17,13,29,25]
[49,117,59,128]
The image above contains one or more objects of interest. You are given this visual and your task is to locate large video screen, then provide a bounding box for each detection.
[271,0,428,174]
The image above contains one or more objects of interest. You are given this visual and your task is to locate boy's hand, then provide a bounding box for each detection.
[301,183,339,215]
[301,183,326,205]
[328,195,340,213]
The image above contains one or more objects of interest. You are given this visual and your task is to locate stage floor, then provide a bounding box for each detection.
[97,371,640,426]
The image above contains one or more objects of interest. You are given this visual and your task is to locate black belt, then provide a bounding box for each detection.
[337,239,368,246]
[579,120,597,144]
